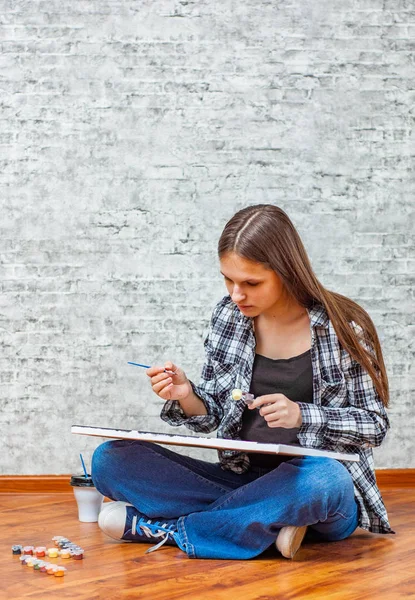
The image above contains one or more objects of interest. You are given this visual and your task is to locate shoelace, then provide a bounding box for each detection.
[132,515,176,553]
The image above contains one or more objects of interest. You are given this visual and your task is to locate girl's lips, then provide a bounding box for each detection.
[237,304,253,309]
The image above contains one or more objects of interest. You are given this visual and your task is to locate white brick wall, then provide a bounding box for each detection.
[0,0,413,474]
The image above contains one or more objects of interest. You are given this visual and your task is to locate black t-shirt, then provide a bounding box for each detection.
[239,349,313,469]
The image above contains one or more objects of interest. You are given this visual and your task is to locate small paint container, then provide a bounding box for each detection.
[47,547,59,558]
[19,555,29,565]
[39,563,48,573]
[26,558,36,568]
[35,546,46,558]
[53,566,66,577]
[12,545,23,555]
[60,549,71,559]
[33,561,41,571]
[46,564,56,575]
[52,535,68,543]
[58,540,70,549]
[23,546,34,555]
[72,549,84,560]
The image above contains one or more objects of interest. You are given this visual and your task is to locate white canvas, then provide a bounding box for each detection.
[71,425,360,462]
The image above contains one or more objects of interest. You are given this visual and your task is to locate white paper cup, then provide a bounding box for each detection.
[70,475,104,522]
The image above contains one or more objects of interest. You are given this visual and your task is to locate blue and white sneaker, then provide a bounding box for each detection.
[98,501,183,553]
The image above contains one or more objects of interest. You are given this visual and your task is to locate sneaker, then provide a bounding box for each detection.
[98,501,182,553]
[275,525,307,559]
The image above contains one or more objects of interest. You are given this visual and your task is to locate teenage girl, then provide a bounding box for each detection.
[92,204,393,560]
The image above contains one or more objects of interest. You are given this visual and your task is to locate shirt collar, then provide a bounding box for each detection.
[307,303,329,328]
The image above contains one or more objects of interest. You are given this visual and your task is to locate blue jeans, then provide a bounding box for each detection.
[92,440,359,560]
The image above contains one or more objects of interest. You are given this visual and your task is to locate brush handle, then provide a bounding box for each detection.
[79,453,89,478]
[128,362,176,374]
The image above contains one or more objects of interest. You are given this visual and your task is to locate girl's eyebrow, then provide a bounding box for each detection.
[220,272,262,283]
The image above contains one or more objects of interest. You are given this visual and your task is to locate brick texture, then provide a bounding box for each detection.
[0,0,414,473]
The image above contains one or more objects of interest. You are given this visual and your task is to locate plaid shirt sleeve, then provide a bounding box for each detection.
[298,329,390,449]
[160,305,224,433]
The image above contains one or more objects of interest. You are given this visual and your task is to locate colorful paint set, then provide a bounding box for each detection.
[19,555,67,577]
[12,536,85,578]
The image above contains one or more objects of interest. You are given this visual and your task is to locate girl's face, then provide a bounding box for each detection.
[220,252,290,317]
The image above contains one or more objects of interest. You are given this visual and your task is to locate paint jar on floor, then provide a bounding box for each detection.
[70,474,104,522]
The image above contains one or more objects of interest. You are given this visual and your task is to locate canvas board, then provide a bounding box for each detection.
[71,425,360,462]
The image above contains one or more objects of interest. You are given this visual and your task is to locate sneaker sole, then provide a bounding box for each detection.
[276,526,307,559]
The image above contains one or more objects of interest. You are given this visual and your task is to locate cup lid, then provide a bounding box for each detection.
[70,474,95,487]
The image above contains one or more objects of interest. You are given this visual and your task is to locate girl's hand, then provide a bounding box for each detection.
[249,393,303,429]
[146,361,192,401]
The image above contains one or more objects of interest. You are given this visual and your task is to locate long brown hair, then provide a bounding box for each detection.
[218,204,389,407]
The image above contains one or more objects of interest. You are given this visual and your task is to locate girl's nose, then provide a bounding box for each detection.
[231,286,245,303]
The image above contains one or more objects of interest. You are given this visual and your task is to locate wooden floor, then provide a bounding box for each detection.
[1,489,414,600]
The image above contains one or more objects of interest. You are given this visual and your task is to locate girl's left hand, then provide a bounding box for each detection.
[248,394,303,429]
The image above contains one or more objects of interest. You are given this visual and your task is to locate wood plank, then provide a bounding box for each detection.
[0,489,413,600]
[0,476,72,493]
[375,469,415,488]
[1,469,414,493]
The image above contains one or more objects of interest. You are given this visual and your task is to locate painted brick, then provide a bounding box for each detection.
[0,0,413,473]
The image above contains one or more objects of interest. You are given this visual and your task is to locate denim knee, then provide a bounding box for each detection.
[302,457,354,506]
[314,458,353,488]
[91,440,129,494]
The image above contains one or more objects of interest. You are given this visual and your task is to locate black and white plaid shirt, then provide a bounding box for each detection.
[161,295,393,534]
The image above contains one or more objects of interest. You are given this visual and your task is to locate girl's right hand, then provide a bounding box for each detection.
[146,361,192,401]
